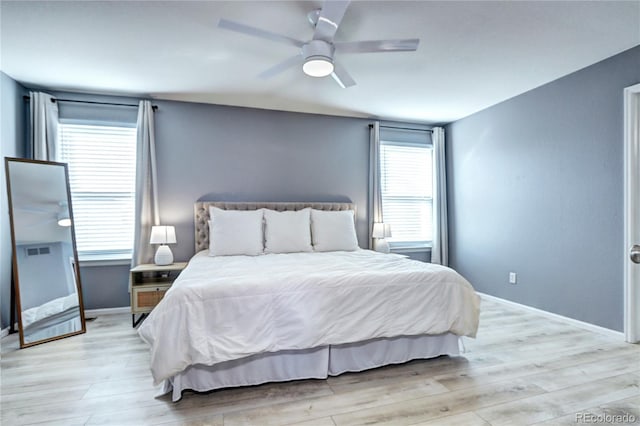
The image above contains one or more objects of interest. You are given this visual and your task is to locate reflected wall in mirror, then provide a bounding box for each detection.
[5,157,86,348]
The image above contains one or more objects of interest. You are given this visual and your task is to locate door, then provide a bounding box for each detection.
[624,83,640,343]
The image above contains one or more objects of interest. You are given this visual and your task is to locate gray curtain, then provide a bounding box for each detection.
[131,100,159,267]
[29,91,59,161]
[431,127,448,266]
[368,122,383,249]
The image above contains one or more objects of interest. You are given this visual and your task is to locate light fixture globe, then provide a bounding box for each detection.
[57,215,71,227]
[302,40,335,78]
[303,56,334,77]
[57,202,71,227]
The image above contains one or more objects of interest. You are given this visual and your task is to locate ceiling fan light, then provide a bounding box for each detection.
[303,56,334,77]
[57,216,71,227]
[56,201,71,227]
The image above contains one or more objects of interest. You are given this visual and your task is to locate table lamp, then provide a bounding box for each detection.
[372,222,392,253]
[150,225,177,265]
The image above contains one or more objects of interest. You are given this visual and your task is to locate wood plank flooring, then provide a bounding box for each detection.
[1,297,638,425]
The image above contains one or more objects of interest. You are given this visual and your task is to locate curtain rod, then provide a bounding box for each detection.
[370,124,433,133]
[22,95,157,111]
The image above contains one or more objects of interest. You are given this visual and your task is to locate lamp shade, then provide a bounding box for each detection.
[150,225,177,245]
[372,222,392,239]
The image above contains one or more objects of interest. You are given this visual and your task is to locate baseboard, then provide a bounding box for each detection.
[478,292,625,340]
[1,322,19,338]
[85,307,130,317]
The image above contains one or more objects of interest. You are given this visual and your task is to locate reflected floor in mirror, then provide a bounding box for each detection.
[1,296,638,426]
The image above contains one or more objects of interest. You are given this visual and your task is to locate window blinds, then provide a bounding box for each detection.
[58,123,137,259]
[380,141,433,245]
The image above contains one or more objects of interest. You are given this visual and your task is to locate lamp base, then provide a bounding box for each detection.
[154,245,174,265]
[373,238,390,254]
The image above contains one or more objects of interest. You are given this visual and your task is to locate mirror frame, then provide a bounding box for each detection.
[5,157,86,348]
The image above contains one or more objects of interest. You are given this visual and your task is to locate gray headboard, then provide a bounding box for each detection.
[194,201,356,253]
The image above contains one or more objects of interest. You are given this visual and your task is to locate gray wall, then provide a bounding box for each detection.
[154,100,371,263]
[446,45,640,331]
[16,242,74,310]
[1,72,26,329]
[79,264,131,310]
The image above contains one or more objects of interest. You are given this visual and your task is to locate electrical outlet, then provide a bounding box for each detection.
[509,272,517,284]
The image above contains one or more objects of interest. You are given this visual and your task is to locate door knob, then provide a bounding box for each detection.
[631,245,640,264]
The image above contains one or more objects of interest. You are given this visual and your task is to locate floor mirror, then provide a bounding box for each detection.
[5,157,86,348]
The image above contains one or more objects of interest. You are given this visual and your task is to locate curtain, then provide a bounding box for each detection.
[368,122,383,249]
[131,100,159,267]
[29,91,59,161]
[431,127,448,265]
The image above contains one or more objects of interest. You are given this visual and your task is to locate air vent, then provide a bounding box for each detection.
[25,246,51,256]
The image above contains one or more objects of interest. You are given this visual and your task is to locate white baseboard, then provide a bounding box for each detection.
[1,322,19,338]
[84,307,130,317]
[478,292,625,340]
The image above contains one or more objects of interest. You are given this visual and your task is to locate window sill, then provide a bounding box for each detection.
[391,246,432,254]
[388,242,432,253]
[79,255,132,267]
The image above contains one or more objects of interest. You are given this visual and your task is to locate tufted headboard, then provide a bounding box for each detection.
[194,201,356,253]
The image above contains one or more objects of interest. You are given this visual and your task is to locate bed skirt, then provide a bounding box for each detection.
[161,333,460,402]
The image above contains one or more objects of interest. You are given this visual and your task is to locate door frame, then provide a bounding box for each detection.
[624,83,640,343]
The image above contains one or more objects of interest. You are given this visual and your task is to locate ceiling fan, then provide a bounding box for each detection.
[218,0,420,88]
[16,201,71,227]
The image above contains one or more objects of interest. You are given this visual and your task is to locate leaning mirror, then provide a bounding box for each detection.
[5,157,86,348]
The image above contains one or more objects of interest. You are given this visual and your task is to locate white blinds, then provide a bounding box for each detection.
[380,141,433,245]
[58,123,137,258]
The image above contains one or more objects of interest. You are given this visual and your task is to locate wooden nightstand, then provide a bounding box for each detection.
[130,262,187,327]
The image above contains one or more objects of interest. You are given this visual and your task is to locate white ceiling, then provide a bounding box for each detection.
[1,1,639,124]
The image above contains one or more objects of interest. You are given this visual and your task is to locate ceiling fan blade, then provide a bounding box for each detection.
[258,55,305,79]
[218,19,304,48]
[313,0,350,42]
[334,38,420,54]
[331,62,356,88]
[16,206,56,214]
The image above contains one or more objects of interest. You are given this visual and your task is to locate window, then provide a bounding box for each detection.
[58,123,137,260]
[380,138,433,249]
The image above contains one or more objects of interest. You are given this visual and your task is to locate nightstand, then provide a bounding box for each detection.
[130,262,187,327]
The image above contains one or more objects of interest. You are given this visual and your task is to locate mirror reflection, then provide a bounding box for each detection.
[5,158,85,347]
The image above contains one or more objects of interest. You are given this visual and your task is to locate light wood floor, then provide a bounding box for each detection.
[1,297,638,425]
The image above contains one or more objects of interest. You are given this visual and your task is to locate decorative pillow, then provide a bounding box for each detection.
[208,207,264,256]
[310,209,359,252]
[263,208,312,254]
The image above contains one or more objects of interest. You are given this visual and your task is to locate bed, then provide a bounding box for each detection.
[138,202,480,401]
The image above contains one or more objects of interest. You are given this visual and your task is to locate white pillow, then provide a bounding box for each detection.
[310,209,359,252]
[208,207,264,256]
[264,208,312,254]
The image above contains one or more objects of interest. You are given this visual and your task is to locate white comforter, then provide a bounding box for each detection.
[138,249,480,385]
